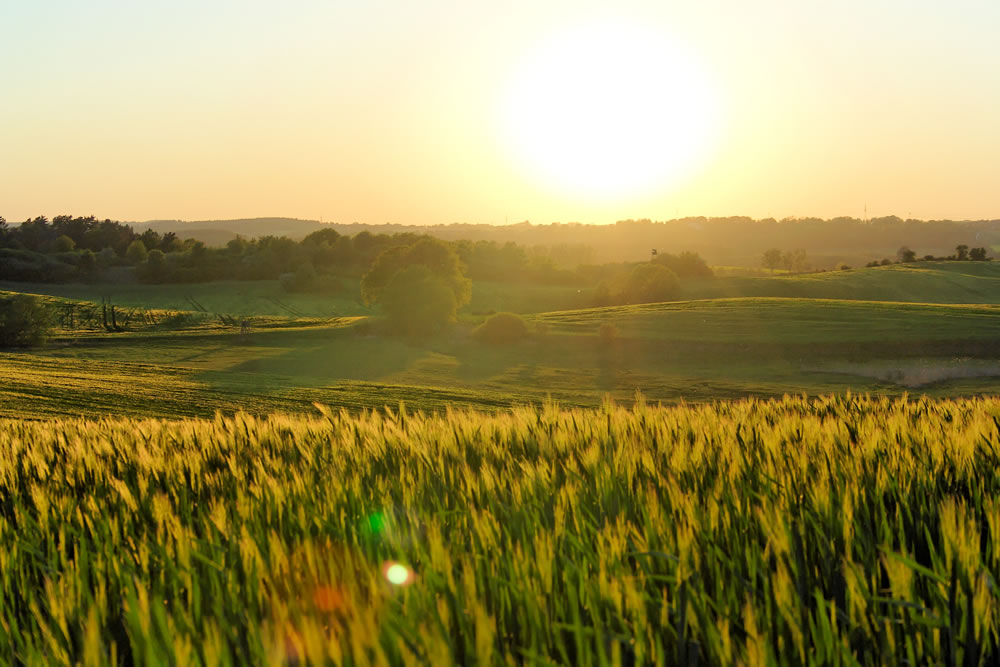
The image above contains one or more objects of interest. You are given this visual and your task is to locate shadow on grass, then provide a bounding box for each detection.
[219,336,427,382]
[445,341,537,381]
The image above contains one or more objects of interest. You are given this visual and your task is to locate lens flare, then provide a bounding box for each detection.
[363,512,388,535]
[382,561,415,586]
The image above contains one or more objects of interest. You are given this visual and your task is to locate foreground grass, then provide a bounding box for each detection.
[0,351,519,419]
[2,395,1000,664]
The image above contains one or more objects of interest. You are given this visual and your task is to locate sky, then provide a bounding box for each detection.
[2,0,998,225]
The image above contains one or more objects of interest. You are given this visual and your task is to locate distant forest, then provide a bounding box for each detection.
[0,215,590,287]
[0,214,710,312]
[2,215,997,284]
[133,215,1000,268]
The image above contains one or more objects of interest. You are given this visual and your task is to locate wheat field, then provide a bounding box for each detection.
[2,394,999,664]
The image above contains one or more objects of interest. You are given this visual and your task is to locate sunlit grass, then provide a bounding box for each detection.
[2,394,1000,663]
[535,297,1000,343]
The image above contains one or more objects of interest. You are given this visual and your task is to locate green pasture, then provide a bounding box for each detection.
[3,261,1000,323]
[2,294,1000,419]
[687,261,1000,303]
[537,297,1000,344]
[0,279,369,318]
[3,262,1000,419]
[0,278,596,319]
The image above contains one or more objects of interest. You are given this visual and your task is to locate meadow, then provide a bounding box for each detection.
[4,260,1000,321]
[683,262,1000,305]
[4,261,1000,420]
[1,261,999,665]
[0,278,591,319]
[2,294,999,420]
[2,395,999,665]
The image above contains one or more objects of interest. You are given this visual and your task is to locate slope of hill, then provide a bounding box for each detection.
[4,261,1000,321]
[4,261,1000,419]
[135,218,327,244]
[535,296,1000,345]
[2,290,999,419]
[685,261,1000,304]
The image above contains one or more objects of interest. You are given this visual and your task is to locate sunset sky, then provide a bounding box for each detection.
[2,0,997,225]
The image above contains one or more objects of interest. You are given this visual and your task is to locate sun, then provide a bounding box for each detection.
[499,19,721,201]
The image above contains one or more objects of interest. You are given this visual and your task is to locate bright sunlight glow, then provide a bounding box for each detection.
[383,562,414,586]
[500,19,721,202]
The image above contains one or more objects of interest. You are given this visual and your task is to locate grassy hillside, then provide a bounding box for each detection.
[537,297,1000,344]
[685,261,1000,303]
[0,280,372,318]
[2,292,999,419]
[0,279,595,318]
[2,396,999,663]
[4,261,999,324]
[3,263,1000,419]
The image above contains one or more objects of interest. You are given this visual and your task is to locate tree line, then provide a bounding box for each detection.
[873,244,990,266]
[0,214,721,343]
[0,215,565,287]
[0,214,718,293]
[358,238,714,338]
[295,215,1000,267]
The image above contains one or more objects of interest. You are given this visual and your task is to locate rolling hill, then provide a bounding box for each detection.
[684,261,1000,304]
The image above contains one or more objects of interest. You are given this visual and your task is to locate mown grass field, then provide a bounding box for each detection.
[0,280,370,319]
[684,262,1000,304]
[0,278,593,319]
[3,395,1000,664]
[536,297,1000,344]
[2,261,1000,420]
[5,261,999,321]
[2,291,1000,419]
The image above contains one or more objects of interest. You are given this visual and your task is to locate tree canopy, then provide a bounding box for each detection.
[361,237,470,307]
[620,263,680,304]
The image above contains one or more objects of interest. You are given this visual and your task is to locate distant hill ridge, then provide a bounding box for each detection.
[133,216,1000,268]
[135,218,326,241]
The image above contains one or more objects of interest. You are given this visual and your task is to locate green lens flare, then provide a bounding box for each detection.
[363,512,387,534]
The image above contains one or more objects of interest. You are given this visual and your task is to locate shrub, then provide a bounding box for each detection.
[380,265,457,338]
[137,249,170,283]
[280,262,317,293]
[473,312,529,345]
[0,294,53,348]
[362,237,470,308]
[78,249,98,278]
[126,240,148,264]
[654,251,713,278]
[621,263,680,304]
[97,247,119,267]
[53,235,76,252]
[0,248,77,282]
